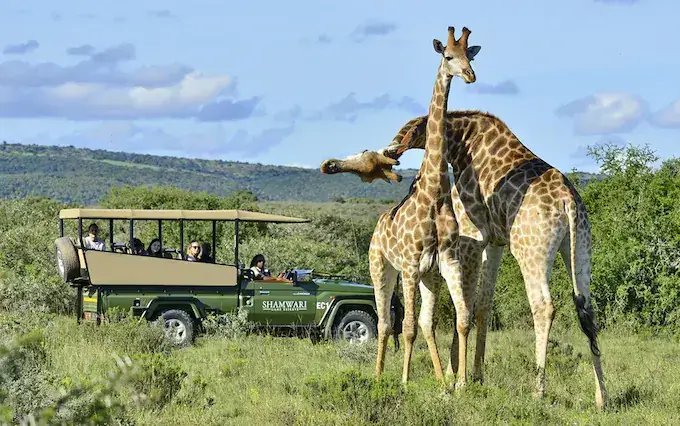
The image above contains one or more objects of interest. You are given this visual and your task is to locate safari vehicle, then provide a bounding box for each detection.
[53,208,401,347]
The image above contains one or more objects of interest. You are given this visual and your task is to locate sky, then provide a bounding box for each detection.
[0,0,677,173]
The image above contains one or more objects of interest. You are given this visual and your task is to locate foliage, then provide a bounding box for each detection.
[201,309,255,339]
[580,143,680,331]
[0,197,76,314]
[129,353,187,409]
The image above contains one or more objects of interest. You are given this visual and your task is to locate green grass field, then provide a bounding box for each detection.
[2,313,679,425]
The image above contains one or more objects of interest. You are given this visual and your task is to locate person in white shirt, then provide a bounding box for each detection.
[83,223,106,251]
[249,254,290,282]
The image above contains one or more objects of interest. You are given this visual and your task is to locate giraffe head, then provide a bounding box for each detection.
[320,149,403,183]
[433,26,481,83]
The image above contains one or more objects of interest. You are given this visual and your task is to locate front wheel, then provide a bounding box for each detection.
[159,309,194,348]
[333,310,377,344]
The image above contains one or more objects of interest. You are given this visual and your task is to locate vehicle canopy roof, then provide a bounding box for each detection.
[58,208,310,223]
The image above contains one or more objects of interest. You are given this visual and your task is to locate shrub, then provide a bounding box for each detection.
[201,308,254,339]
[129,352,187,409]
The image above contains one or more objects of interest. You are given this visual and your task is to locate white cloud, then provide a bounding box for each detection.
[0,43,259,121]
[0,71,261,121]
[649,99,680,128]
[555,92,646,135]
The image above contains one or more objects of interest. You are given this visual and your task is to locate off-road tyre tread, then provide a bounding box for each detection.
[160,309,195,348]
[332,309,378,342]
[54,236,80,282]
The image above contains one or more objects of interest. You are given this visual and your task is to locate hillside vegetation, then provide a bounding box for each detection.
[0,141,415,205]
[0,141,599,206]
[1,143,679,424]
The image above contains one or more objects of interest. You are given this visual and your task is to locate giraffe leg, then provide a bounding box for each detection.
[445,313,459,379]
[418,271,445,384]
[559,237,607,410]
[371,249,398,378]
[472,243,504,384]
[439,249,471,390]
[512,239,561,400]
[400,265,420,383]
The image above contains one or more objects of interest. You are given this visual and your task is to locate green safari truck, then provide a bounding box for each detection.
[53,208,402,348]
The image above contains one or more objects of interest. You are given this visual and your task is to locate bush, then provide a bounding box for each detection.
[201,308,254,339]
[0,197,74,314]
[129,353,187,409]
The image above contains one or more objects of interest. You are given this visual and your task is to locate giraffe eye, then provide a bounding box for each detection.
[444,56,453,61]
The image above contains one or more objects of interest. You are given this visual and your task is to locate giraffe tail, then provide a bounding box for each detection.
[565,195,600,357]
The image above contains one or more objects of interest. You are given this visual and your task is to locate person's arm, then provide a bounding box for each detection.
[261,273,293,283]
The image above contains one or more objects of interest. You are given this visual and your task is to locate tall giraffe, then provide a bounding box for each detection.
[319,111,607,409]
[366,26,481,387]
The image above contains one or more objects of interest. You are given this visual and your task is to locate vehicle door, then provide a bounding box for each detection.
[252,279,318,326]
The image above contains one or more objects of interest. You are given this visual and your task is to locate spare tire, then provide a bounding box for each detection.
[54,237,80,282]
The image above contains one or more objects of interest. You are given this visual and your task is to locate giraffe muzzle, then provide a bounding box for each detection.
[463,69,476,84]
[320,160,339,174]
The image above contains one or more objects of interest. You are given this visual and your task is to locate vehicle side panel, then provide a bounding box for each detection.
[84,250,238,286]
[98,286,241,317]
[245,280,317,325]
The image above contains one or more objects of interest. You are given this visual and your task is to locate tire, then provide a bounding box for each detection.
[160,309,195,348]
[54,237,80,282]
[333,310,377,344]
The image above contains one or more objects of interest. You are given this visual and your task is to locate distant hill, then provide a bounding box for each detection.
[0,142,600,205]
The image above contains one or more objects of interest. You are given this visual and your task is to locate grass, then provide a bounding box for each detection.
[2,313,679,425]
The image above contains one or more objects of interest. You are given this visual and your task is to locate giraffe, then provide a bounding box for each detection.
[360,26,481,388]
[319,110,608,409]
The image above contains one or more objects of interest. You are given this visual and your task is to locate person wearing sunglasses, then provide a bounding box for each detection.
[186,241,201,261]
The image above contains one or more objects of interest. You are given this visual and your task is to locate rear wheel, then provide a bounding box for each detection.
[333,310,377,344]
[160,309,194,348]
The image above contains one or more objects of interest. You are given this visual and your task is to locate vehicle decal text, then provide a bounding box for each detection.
[262,300,308,311]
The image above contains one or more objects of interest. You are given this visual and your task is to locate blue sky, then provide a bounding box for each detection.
[0,0,677,173]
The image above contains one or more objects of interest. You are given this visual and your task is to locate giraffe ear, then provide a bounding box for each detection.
[433,39,444,54]
[467,45,481,61]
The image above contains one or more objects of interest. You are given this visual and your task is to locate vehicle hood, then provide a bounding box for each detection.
[312,278,375,294]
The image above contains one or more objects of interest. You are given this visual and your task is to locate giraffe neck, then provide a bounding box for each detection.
[420,63,453,191]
